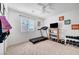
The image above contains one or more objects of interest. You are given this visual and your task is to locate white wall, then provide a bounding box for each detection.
[44,16,58,27]
[44,9,79,39]
[7,8,44,46]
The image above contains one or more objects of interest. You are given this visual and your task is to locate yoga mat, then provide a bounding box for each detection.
[0,19,2,33]
[0,16,12,29]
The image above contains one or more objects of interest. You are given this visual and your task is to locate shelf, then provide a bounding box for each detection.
[48,28,60,41]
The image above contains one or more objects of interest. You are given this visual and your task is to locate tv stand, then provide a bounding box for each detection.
[49,28,60,42]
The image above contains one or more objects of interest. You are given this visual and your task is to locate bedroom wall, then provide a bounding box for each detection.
[44,9,79,39]
[7,8,44,47]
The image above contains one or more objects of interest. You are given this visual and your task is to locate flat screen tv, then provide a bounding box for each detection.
[50,23,58,28]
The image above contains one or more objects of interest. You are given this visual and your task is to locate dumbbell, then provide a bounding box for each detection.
[69,40,73,45]
[75,42,79,47]
[52,38,55,41]
[54,39,57,42]
[66,40,69,44]
[76,44,79,47]
[58,40,61,43]
[61,40,65,44]
[72,41,76,46]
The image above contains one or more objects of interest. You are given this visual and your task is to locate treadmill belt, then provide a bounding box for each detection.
[29,37,48,44]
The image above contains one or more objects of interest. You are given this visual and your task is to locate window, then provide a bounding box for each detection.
[27,20,35,31]
[20,15,35,32]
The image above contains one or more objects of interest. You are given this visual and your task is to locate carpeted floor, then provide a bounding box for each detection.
[6,40,79,55]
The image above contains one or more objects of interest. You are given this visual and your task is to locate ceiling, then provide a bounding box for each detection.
[7,3,79,18]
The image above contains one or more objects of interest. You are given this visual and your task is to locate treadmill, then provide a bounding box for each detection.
[29,26,48,44]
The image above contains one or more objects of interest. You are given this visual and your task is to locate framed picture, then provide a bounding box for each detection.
[72,24,79,30]
[59,16,64,21]
[37,21,41,26]
[64,19,71,25]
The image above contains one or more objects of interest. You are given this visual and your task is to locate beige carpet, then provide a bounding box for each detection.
[6,40,79,55]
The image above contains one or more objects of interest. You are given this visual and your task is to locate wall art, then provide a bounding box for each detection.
[64,19,71,25]
[59,16,64,21]
[72,24,79,30]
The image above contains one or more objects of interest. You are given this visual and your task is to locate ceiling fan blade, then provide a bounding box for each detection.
[38,3,45,6]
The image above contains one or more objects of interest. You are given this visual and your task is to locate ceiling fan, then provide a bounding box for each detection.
[38,3,55,13]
